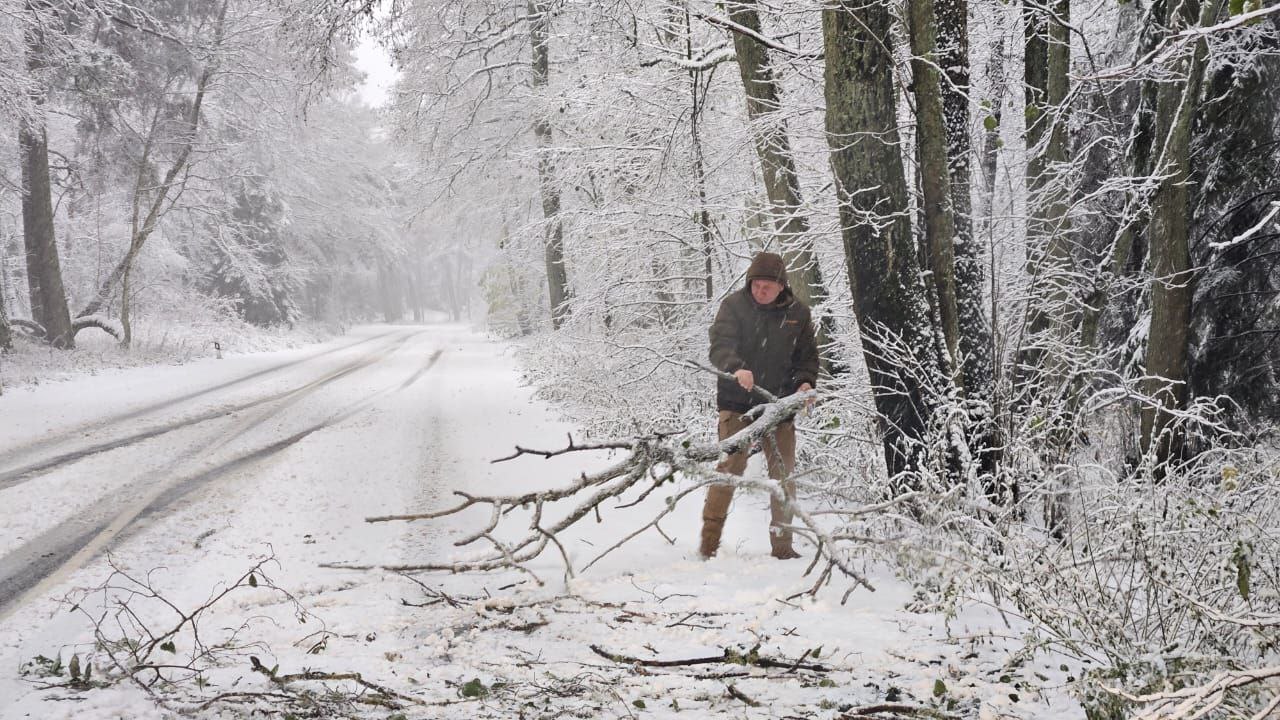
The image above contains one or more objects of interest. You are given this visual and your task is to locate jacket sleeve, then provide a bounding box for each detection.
[792,309,819,389]
[709,299,745,373]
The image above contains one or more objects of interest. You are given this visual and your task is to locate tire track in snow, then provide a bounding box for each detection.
[0,328,404,475]
[0,339,444,619]
[400,348,444,389]
[0,330,418,491]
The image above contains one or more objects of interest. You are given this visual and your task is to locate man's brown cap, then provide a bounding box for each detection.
[746,252,788,287]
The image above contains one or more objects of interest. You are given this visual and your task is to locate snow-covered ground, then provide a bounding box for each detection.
[0,324,1083,718]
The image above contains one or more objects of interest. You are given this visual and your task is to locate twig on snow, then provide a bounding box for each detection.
[838,704,960,719]
[726,682,761,706]
[589,644,828,672]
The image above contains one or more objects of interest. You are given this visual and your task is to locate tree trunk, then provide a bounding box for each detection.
[440,255,460,322]
[120,254,135,346]
[1140,0,1219,469]
[1078,0,1166,354]
[378,262,404,323]
[725,0,829,313]
[977,30,1005,360]
[528,0,570,328]
[906,0,961,372]
[978,32,1005,221]
[20,122,73,348]
[407,259,425,322]
[19,0,74,349]
[691,78,715,303]
[937,0,972,249]
[824,0,945,483]
[936,0,995,405]
[0,282,11,351]
[1018,0,1073,392]
[680,4,715,300]
[911,0,1002,491]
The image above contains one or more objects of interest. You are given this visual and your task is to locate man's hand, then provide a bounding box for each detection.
[797,382,815,411]
[734,369,755,392]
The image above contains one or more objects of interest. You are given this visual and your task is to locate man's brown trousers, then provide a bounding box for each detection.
[699,410,799,559]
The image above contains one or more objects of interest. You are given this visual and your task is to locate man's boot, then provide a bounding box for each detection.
[769,479,800,559]
[700,485,734,558]
[700,517,725,558]
[769,528,800,560]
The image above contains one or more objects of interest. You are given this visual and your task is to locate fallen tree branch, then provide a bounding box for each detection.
[332,390,886,593]
[251,657,426,709]
[838,704,959,719]
[10,318,47,339]
[726,682,760,706]
[491,433,633,463]
[72,316,122,341]
[589,644,827,672]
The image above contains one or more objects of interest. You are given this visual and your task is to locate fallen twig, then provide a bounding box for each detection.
[590,644,827,672]
[838,704,959,719]
[726,682,761,706]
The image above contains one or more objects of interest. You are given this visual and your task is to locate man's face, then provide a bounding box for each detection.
[750,278,784,305]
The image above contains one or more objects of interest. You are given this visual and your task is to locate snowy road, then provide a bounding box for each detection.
[0,323,595,716]
[0,327,438,614]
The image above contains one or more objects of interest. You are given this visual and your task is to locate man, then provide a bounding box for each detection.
[701,251,819,559]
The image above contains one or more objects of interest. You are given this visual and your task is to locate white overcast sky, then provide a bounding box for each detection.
[352,34,399,108]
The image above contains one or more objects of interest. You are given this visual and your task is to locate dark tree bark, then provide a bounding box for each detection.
[1184,16,1280,424]
[936,0,995,405]
[906,0,961,371]
[1141,0,1221,468]
[0,290,11,351]
[1079,2,1164,356]
[911,0,1002,490]
[1018,0,1073,393]
[20,123,74,348]
[19,0,74,349]
[824,1,945,482]
[528,0,570,328]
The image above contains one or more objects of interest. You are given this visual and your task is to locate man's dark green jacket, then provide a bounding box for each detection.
[709,285,819,413]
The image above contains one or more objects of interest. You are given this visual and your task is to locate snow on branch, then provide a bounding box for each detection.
[1086,4,1280,81]
[72,315,123,341]
[1111,666,1280,720]
[1209,201,1280,251]
[689,9,821,60]
[640,43,736,70]
[10,318,47,340]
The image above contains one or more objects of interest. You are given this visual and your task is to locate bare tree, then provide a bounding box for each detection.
[528,0,570,328]
[19,0,74,348]
[722,0,830,321]
[79,0,229,348]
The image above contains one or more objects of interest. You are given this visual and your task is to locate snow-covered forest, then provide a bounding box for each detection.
[2,0,1280,718]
